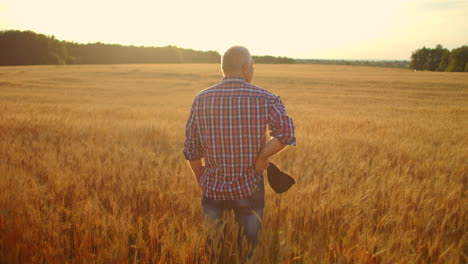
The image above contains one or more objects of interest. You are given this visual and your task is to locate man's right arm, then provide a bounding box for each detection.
[255,137,287,171]
[255,95,296,171]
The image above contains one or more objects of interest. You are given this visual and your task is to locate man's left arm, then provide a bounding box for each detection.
[183,100,204,187]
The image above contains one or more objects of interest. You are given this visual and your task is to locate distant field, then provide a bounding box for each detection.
[0,64,467,263]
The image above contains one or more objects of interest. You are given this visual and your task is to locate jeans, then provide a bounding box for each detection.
[201,176,265,246]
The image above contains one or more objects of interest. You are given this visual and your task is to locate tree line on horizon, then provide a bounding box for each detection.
[410,44,468,72]
[3,30,443,70]
[295,59,410,68]
[0,30,294,66]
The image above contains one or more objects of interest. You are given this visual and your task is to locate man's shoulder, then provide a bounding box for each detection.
[195,82,278,101]
[195,83,220,97]
[245,83,277,98]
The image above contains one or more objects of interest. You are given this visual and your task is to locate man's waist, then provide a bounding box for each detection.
[202,166,259,180]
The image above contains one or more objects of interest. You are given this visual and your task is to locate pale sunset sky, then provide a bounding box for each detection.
[1,0,467,60]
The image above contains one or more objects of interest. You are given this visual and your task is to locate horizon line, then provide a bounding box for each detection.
[1,29,413,62]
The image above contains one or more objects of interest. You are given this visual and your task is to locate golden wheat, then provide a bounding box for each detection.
[0,64,466,263]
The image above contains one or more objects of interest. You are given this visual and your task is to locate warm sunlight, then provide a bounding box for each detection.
[1,0,467,59]
[1,1,467,263]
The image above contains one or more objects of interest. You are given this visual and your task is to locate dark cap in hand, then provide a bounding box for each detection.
[267,162,296,194]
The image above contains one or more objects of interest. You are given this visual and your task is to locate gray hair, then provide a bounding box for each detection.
[221,46,252,75]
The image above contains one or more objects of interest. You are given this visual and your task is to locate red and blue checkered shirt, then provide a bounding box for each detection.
[183,76,296,200]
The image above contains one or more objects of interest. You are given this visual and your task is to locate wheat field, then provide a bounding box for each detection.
[0,64,466,263]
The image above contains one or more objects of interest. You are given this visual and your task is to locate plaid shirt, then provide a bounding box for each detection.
[183,76,296,200]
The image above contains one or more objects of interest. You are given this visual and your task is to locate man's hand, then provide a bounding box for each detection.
[188,160,204,188]
[255,158,270,172]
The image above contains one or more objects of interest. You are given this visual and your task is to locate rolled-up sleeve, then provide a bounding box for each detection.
[183,100,203,160]
[267,96,296,146]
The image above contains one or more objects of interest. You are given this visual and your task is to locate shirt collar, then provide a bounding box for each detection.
[221,75,247,83]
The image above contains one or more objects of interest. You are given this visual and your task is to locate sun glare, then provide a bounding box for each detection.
[1,0,467,60]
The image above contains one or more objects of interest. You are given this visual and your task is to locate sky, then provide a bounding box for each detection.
[1,0,467,60]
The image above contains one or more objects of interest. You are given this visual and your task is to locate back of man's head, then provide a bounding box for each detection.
[222,46,252,76]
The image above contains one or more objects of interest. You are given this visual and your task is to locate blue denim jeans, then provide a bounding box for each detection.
[201,176,265,246]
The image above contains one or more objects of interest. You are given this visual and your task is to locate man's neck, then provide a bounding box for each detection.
[224,74,249,83]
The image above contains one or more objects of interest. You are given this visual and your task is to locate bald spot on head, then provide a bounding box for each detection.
[221,46,252,76]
